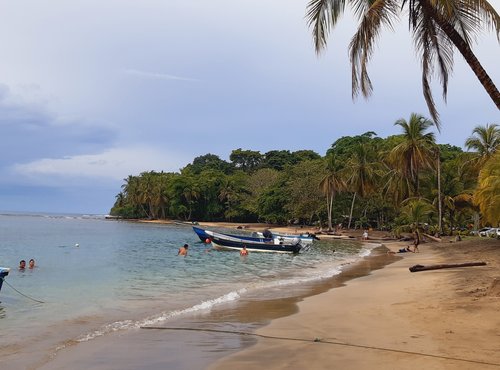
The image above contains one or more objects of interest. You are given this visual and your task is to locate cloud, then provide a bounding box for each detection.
[11,147,188,185]
[0,83,118,167]
[121,68,200,82]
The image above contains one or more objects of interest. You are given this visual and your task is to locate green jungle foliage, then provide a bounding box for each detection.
[110,118,500,234]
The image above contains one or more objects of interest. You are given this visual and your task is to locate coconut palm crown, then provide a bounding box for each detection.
[307,0,500,127]
[465,123,500,165]
[389,113,436,196]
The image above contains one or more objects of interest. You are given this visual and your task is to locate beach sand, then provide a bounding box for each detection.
[210,237,500,370]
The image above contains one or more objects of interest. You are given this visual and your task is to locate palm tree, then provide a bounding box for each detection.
[306,0,500,125]
[465,123,500,167]
[474,150,500,225]
[399,198,434,237]
[389,113,436,196]
[182,181,200,221]
[383,157,413,207]
[121,175,147,217]
[344,143,378,228]
[319,154,346,231]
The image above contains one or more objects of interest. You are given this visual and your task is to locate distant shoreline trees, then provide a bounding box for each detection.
[110,117,500,234]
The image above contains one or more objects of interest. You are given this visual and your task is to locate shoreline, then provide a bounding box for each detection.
[8,220,499,369]
[33,239,395,369]
[132,219,397,241]
[210,238,500,369]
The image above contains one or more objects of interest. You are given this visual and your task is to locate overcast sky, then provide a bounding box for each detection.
[0,0,498,214]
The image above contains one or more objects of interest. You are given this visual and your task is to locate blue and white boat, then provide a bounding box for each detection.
[192,226,316,245]
[208,231,303,254]
[0,267,10,294]
[192,226,274,243]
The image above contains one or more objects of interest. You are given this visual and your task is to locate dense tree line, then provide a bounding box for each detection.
[110,116,500,235]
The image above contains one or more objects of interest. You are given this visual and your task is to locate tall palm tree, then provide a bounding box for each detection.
[465,123,500,166]
[474,150,500,225]
[182,180,200,221]
[383,156,413,207]
[344,143,378,228]
[389,113,436,196]
[319,154,346,231]
[121,175,147,217]
[306,0,500,125]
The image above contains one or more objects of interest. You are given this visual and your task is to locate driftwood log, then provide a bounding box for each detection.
[409,262,487,273]
[423,233,442,242]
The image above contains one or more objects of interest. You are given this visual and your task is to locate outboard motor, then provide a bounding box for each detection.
[0,267,10,294]
[262,229,273,239]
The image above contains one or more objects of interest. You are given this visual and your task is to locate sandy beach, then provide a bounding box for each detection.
[209,237,500,370]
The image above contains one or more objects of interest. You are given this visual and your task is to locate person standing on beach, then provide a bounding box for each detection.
[178,244,188,256]
[413,230,420,252]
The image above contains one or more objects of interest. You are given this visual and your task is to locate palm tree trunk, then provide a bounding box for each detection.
[473,212,480,233]
[437,149,442,235]
[328,190,334,231]
[348,192,356,229]
[420,0,500,109]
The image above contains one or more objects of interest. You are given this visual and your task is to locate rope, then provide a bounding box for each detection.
[140,326,500,367]
[1,278,45,304]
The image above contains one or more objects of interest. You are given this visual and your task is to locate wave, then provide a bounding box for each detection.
[74,289,246,343]
[71,245,376,346]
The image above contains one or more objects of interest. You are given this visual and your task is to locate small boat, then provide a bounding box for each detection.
[193,226,274,243]
[193,226,315,245]
[193,226,211,241]
[254,230,317,245]
[0,267,10,294]
[209,231,303,254]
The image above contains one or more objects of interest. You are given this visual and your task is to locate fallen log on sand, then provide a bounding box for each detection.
[423,233,442,242]
[409,262,487,273]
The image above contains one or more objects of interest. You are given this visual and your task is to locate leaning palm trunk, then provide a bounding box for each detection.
[420,0,500,109]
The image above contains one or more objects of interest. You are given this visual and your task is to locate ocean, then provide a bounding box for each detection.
[0,212,376,368]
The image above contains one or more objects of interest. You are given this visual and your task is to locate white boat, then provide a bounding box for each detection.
[208,231,303,254]
[253,230,317,245]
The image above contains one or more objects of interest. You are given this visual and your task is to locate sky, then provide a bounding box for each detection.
[0,0,498,214]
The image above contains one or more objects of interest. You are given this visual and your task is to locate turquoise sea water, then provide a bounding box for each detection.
[0,212,374,363]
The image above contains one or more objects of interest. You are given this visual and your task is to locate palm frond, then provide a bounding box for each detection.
[349,0,399,98]
[306,0,348,53]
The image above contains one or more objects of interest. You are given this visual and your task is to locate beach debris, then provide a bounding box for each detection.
[409,262,487,272]
[423,233,442,242]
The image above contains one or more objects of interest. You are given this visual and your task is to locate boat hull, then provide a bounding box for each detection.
[210,235,302,254]
[193,226,211,242]
[0,267,10,294]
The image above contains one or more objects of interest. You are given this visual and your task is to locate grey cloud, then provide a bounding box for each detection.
[0,84,117,171]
